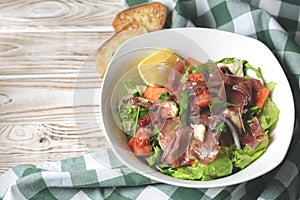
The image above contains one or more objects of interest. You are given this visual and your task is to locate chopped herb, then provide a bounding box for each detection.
[159,92,171,103]
[214,122,227,133]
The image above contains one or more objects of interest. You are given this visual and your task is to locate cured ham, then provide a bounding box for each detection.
[242,117,266,149]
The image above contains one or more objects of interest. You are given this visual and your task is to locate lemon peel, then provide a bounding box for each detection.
[137,49,180,86]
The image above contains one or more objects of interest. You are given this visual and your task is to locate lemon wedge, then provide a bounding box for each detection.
[137,49,180,87]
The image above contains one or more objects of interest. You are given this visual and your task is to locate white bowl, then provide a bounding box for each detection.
[100,28,295,188]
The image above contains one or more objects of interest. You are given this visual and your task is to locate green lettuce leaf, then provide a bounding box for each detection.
[266,81,277,92]
[231,137,269,169]
[159,147,232,181]
[119,106,140,136]
[258,98,280,132]
[231,86,279,169]
[146,146,161,166]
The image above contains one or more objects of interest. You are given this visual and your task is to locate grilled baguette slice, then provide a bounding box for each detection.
[112,2,167,32]
[95,27,148,77]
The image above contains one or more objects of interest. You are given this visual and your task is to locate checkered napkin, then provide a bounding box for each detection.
[1,0,300,199]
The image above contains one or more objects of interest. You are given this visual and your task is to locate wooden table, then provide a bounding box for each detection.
[0,0,125,175]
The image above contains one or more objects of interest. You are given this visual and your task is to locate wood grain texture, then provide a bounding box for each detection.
[0,74,101,123]
[0,0,125,31]
[0,123,108,174]
[0,0,127,174]
[0,32,113,75]
[0,73,107,173]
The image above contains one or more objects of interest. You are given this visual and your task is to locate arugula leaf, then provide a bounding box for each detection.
[214,122,227,133]
[243,60,266,86]
[159,92,171,103]
[179,89,190,125]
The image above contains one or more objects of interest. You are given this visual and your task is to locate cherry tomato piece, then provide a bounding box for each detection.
[128,137,153,157]
[189,74,204,82]
[194,89,211,107]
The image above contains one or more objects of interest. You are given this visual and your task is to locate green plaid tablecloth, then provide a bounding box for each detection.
[1,0,299,199]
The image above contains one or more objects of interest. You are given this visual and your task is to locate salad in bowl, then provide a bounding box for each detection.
[114,48,279,181]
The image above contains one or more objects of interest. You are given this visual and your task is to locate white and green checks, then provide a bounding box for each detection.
[1,0,299,199]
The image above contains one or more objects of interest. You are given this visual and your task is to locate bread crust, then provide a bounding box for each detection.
[96,2,167,77]
[112,2,167,32]
[95,28,148,77]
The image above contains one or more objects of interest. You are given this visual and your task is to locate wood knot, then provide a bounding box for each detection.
[0,94,12,106]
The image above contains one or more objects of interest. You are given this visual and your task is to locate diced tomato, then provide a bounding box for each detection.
[189,159,196,165]
[128,128,153,157]
[128,137,153,157]
[143,86,170,101]
[194,89,211,107]
[189,74,204,82]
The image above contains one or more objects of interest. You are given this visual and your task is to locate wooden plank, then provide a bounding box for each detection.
[0,32,113,75]
[0,71,110,172]
[0,74,109,173]
[0,123,109,174]
[0,0,129,176]
[0,74,102,123]
[0,0,125,31]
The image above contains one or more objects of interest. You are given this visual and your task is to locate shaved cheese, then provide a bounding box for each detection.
[191,124,206,142]
[217,58,244,77]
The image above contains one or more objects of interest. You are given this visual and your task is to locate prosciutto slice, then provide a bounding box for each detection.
[159,114,224,167]
[159,118,193,168]
[223,74,263,109]
[241,117,267,149]
[166,59,186,91]
[189,132,221,165]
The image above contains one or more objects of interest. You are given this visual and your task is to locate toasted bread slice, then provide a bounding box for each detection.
[95,27,148,77]
[119,20,144,31]
[112,2,167,32]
